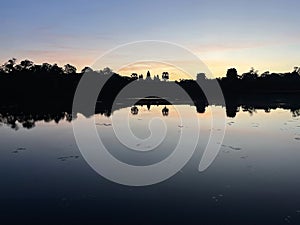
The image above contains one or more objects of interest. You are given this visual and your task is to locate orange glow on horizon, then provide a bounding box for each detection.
[117,61,197,81]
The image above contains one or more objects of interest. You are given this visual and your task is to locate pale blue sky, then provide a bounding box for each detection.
[1,0,300,76]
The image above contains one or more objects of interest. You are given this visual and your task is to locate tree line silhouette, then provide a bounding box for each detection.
[1,59,299,99]
[219,67,300,93]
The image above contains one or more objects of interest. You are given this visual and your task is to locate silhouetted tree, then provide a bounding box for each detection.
[242,67,258,80]
[50,64,63,75]
[42,63,52,72]
[261,71,270,78]
[226,68,238,80]
[2,58,17,73]
[15,59,34,72]
[100,67,113,76]
[290,66,300,78]
[81,66,93,73]
[64,64,77,74]
[20,59,34,71]
[0,66,4,75]
[197,73,207,82]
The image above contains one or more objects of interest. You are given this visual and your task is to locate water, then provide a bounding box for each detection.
[0,104,300,224]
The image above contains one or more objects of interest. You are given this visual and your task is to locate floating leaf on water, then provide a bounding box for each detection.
[228,146,242,151]
[96,123,112,126]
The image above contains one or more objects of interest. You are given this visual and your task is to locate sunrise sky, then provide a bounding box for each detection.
[1,0,300,78]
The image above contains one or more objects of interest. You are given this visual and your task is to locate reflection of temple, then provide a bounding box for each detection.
[130,105,169,116]
[194,99,208,113]
[162,106,169,116]
[131,106,139,115]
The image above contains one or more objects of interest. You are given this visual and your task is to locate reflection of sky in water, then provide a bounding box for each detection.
[0,106,300,224]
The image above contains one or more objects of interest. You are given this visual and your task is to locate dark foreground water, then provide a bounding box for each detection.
[1,105,300,224]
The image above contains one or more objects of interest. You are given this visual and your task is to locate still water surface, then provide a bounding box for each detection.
[0,105,300,224]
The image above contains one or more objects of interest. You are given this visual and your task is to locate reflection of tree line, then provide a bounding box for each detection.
[224,93,300,118]
[1,93,300,130]
[0,111,73,130]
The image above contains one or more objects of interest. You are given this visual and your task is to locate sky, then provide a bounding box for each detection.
[1,0,300,78]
